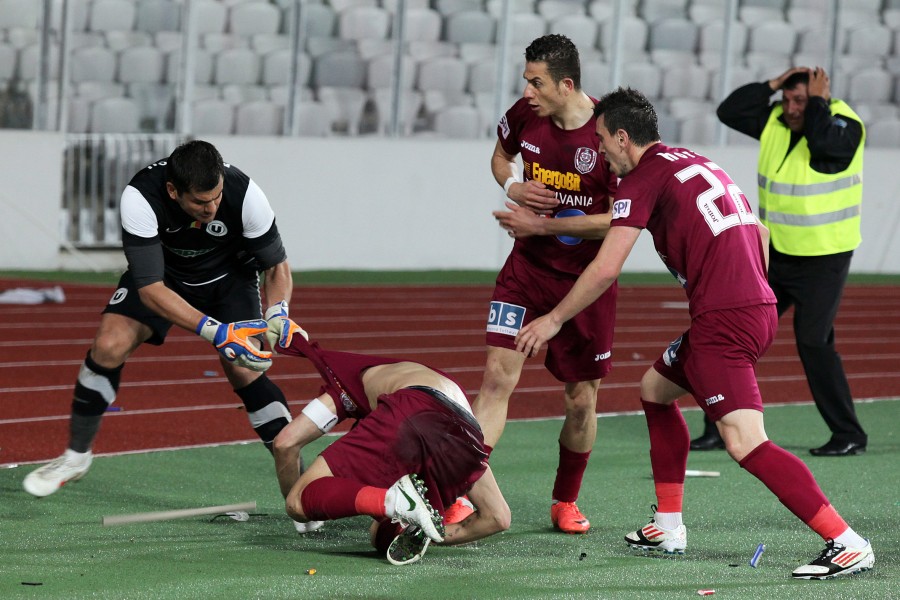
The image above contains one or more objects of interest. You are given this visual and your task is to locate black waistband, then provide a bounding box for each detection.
[407,385,481,433]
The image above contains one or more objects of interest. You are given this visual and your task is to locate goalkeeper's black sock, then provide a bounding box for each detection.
[70,351,123,452]
[235,374,292,452]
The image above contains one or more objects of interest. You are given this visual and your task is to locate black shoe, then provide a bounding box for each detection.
[809,440,867,457]
[689,431,725,451]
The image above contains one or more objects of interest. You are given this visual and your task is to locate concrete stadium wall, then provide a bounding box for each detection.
[3,132,900,273]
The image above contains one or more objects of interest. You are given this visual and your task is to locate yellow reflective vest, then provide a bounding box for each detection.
[757,99,864,256]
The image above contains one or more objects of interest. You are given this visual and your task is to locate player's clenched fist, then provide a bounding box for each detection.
[266,315,308,350]
[196,316,272,371]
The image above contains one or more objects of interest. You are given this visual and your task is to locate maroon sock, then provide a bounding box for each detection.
[642,399,689,485]
[739,441,830,524]
[552,441,590,503]
[300,477,386,521]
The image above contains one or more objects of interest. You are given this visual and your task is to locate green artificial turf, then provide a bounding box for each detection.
[2,400,896,599]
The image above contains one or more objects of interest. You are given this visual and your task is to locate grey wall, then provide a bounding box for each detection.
[3,132,899,273]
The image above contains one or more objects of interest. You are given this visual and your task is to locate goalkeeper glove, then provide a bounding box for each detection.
[266,315,308,350]
[197,316,272,372]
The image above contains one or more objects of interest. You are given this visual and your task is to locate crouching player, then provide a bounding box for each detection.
[266,317,511,564]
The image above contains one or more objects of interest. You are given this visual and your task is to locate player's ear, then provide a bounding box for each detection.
[165,182,179,201]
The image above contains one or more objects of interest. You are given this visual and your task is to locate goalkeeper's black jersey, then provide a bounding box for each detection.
[120,159,286,287]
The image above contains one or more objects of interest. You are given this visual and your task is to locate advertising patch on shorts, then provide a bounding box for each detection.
[612,198,631,219]
[487,301,525,336]
[108,287,128,305]
[663,334,683,367]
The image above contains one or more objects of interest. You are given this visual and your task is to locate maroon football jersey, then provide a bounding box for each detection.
[610,143,776,317]
[498,97,618,277]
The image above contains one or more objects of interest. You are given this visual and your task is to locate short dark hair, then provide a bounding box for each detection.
[166,140,225,195]
[525,34,581,90]
[782,70,810,90]
[593,87,660,146]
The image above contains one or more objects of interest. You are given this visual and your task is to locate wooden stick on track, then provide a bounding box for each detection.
[102,501,257,526]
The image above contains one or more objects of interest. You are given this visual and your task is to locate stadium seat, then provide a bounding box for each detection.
[87,0,137,32]
[444,10,496,44]
[228,2,281,36]
[135,0,181,33]
[709,65,758,99]
[193,0,228,35]
[328,0,377,12]
[18,43,61,80]
[251,34,291,55]
[433,104,483,138]
[370,87,423,135]
[381,0,430,11]
[434,0,483,16]
[261,48,311,87]
[738,6,784,27]
[290,101,332,136]
[404,9,443,42]
[845,24,892,59]
[785,7,825,32]
[866,118,900,148]
[312,51,366,88]
[89,97,141,133]
[357,39,394,60]
[127,81,174,130]
[744,52,791,78]
[67,97,92,133]
[852,102,898,125]
[536,0,585,20]
[678,113,719,145]
[687,1,723,25]
[486,0,535,18]
[846,68,892,104]
[660,64,710,100]
[154,31,182,53]
[580,61,611,96]
[70,46,117,83]
[5,27,39,50]
[317,87,367,134]
[507,13,547,46]
[0,0,41,29]
[747,21,797,56]
[650,17,698,53]
[599,17,648,54]
[467,59,500,93]
[0,43,15,80]
[191,98,235,134]
[458,42,496,63]
[409,41,459,61]
[884,9,900,28]
[339,6,391,41]
[104,31,154,52]
[165,48,214,84]
[75,81,125,101]
[118,46,165,85]
[235,99,283,135]
[213,48,261,86]
[666,97,713,119]
[204,31,249,50]
[640,0,689,24]
[221,83,269,104]
[366,53,416,90]
[267,84,313,106]
[549,15,598,50]
[417,56,468,94]
[620,61,662,99]
[301,4,337,38]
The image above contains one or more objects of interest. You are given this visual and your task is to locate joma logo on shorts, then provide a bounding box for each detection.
[704,394,725,405]
[594,351,611,361]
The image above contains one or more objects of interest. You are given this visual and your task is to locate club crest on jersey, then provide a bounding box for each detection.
[206,220,228,236]
[499,114,510,139]
[340,392,357,414]
[109,287,128,305]
[574,147,597,174]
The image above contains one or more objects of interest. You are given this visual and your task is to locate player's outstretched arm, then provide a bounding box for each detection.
[440,466,510,546]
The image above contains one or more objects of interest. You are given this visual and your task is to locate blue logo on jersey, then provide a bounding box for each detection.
[555,208,586,246]
[487,301,526,336]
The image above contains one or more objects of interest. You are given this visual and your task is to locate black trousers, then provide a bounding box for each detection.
[700,248,867,445]
[768,247,866,444]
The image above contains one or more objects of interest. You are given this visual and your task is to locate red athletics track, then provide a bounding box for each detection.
[2,280,899,466]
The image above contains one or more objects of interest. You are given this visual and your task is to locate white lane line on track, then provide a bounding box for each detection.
[3,396,895,468]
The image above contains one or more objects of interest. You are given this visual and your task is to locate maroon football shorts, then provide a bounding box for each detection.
[320,387,488,515]
[486,252,617,382]
[652,303,778,421]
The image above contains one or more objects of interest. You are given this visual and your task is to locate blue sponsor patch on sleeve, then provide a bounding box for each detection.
[487,301,526,336]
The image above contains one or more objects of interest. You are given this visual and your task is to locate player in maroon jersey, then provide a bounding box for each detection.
[266,317,510,565]
[516,87,874,580]
[449,34,619,534]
